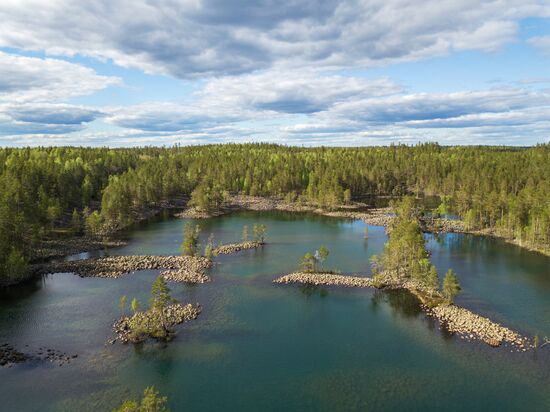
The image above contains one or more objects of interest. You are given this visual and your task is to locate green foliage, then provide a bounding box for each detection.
[300,252,316,272]
[434,195,452,217]
[252,224,267,243]
[150,276,172,312]
[204,233,216,259]
[316,246,329,269]
[3,248,28,282]
[425,265,440,293]
[112,386,169,412]
[189,180,226,212]
[70,209,82,234]
[119,295,128,314]
[150,275,173,338]
[371,198,439,290]
[241,225,249,242]
[131,297,140,313]
[391,195,420,222]
[442,269,461,303]
[85,211,103,236]
[3,143,550,283]
[181,223,200,256]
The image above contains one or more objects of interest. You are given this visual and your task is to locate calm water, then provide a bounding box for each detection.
[1,211,549,411]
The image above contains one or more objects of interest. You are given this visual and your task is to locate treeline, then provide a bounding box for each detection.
[1,143,550,282]
[0,147,146,282]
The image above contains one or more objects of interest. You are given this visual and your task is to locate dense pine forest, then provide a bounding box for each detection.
[1,143,550,283]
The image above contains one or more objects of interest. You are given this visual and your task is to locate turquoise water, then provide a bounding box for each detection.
[0,211,549,411]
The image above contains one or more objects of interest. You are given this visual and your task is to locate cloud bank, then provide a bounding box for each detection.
[0,1,550,146]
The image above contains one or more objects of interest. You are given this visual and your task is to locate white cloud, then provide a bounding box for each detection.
[0,51,120,102]
[106,101,250,132]
[199,70,401,113]
[1,1,549,77]
[528,35,550,55]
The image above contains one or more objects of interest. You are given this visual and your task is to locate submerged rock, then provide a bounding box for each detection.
[0,343,77,367]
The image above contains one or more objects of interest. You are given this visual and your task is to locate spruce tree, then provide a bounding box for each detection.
[442,269,461,303]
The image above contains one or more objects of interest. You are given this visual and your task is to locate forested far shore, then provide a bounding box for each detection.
[1,143,550,284]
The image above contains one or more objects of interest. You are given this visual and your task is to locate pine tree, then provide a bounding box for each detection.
[442,269,461,303]
[317,245,329,270]
[252,224,267,243]
[131,298,140,313]
[119,295,127,315]
[70,208,81,234]
[242,225,249,242]
[204,233,215,259]
[150,276,173,337]
[425,265,440,294]
[181,223,200,256]
[300,252,316,272]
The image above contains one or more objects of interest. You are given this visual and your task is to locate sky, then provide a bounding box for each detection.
[1,1,550,147]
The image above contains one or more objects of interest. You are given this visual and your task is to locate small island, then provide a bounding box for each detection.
[274,198,532,350]
[113,276,201,344]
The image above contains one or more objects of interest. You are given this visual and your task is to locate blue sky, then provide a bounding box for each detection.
[0,1,549,147]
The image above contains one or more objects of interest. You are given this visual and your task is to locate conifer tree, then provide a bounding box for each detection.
[442,269,461,303]
[150,276,173,337]
[181,223,200,256]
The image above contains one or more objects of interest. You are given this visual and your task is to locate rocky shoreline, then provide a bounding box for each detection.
[31,236,127,262]
[213,241,263,255]
[112,303,201,344]
[32,255,212,281]
[274,271,529,349]
[177,195,465,234]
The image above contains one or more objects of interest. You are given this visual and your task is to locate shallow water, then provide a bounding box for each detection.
[1,211,549,411]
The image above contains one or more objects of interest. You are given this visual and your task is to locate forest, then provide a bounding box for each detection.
[1,143,550,283]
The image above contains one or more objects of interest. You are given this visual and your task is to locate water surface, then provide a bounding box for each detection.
[1,211,549,411]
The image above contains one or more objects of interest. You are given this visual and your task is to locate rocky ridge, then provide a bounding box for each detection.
[427,304,531,350]
[32,255,212,281]
[274,272,374,288]
[213,241,262,255]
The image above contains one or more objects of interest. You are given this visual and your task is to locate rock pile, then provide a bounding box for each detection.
[176,207,226,219]
[160,268,210,283]
[33,255,212,281]
[427,305,530,349]
[423,218,466,233]
[274,272,374,288]
[112,303,201,344]
[213,241,262,255]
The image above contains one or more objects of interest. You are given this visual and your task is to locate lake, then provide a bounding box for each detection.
[1,211,549,411]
